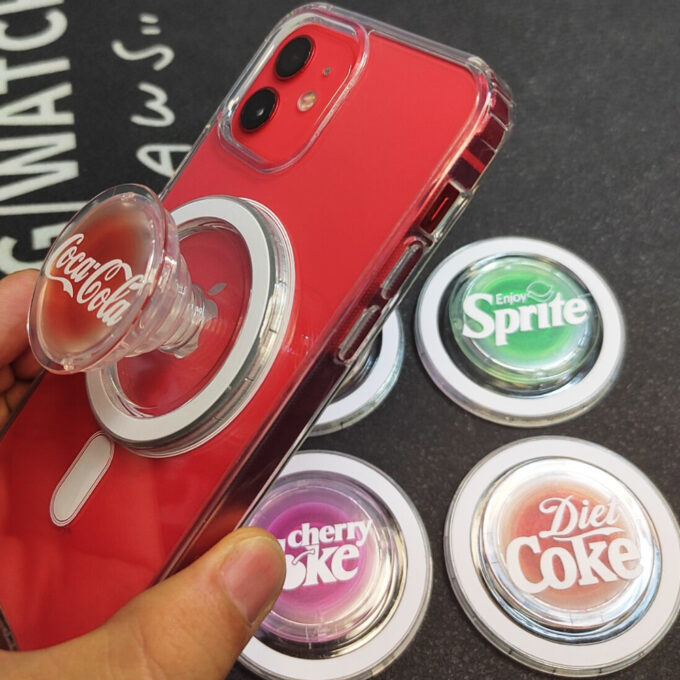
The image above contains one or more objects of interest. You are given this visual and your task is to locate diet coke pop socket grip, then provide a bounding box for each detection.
[241,451,432,680]
[445,437,680,675]
[416,237,625,425]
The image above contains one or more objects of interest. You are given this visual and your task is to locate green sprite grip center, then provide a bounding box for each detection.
[416,238,625,426]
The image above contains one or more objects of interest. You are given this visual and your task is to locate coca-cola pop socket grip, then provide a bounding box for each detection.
[240,451,432,680]
[29,185,217,374]
[87,193,292,455]
[415,238,625,426]
[29,184,294,455]
[445,437,680,675]
[311,311,404,436]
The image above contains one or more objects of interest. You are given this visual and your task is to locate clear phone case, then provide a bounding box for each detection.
[0,3,512,649]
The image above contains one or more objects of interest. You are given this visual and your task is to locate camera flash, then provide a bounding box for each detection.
[297,90,317,112]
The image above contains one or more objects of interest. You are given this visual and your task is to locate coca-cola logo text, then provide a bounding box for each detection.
[277,520,371,590]
[45,234,144,327]
[506,496,642,594]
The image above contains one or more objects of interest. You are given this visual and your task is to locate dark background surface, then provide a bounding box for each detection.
[1,1,679,678]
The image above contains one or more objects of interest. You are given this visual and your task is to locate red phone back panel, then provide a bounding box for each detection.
[0,9,506,650]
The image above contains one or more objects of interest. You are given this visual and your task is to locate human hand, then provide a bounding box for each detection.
[0,528,285,680]
[0,270,41,428]
[0,270,286,679]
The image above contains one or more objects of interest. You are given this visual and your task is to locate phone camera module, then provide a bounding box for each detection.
[240,88,278,131]
[275,35,313,79]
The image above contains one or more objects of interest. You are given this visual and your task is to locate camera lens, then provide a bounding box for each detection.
[275,35,313,79]
[240,88,277,131]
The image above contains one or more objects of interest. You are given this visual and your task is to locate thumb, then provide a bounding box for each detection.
[3,527,285,680]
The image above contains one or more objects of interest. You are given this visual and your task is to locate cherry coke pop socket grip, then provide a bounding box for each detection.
[241,451,432,680]
[445,438,680,676]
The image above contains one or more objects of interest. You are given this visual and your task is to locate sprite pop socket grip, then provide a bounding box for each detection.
[415,238,625,426]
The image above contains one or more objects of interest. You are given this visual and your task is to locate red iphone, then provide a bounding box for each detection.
[0,4,512,649]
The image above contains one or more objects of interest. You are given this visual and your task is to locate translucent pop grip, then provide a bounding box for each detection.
[28,184,294,455]
[29,184,215,374]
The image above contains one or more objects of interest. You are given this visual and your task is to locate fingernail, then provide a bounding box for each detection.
[220,535,284,626]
